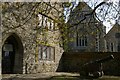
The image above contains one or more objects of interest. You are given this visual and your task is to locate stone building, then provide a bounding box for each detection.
[105,23,120,52]
[1,2,64,74]
[66,2,106,52]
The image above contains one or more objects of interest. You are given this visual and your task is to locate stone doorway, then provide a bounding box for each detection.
[2,33,23,74]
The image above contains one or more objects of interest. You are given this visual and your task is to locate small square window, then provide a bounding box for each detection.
[38,45,55,61]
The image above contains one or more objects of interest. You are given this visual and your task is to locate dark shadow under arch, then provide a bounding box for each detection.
[2,33,23,74]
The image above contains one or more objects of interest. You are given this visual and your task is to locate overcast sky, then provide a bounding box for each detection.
[64,0,119,33]
[85,0,119,33]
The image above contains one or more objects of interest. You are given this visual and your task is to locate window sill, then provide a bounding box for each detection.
[75,46,87,49]
[39,60,55,63]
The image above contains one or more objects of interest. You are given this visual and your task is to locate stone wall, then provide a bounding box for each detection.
[2,2,64,74]
[105,24,120,52]
[66,2,106,52]
[61,52,120,76]
[0,2,2,78]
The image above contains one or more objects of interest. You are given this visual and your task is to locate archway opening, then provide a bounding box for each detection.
[2,33,23,74]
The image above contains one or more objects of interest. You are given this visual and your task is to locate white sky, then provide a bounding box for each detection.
[85,0,119,33]
[64,0,119,33]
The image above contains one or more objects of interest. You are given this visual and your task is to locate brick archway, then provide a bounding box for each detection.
[2,33,23,74]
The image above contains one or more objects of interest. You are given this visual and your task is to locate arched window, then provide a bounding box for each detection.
[110,43,114,52]
[118,45,120,52]
[76,35,87,47]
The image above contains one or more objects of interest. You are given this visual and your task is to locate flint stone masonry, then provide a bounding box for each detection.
[2,2,64,74]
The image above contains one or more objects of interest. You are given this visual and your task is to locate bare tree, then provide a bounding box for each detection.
[1,1,120,49]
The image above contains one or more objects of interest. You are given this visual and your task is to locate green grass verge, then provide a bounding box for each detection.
[49,76,120,80]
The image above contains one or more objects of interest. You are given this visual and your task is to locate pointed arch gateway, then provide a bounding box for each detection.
[2,33,23,74]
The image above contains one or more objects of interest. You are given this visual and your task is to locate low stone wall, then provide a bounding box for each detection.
[60,52,120,76]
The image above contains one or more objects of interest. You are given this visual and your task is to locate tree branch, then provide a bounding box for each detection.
[68,2,106,29]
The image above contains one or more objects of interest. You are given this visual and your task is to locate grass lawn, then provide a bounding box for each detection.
[49,76,120,80]
[99,76,120,80]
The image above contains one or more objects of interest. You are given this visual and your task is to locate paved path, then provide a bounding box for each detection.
[2,72,120,80]
[2,72,80,80]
